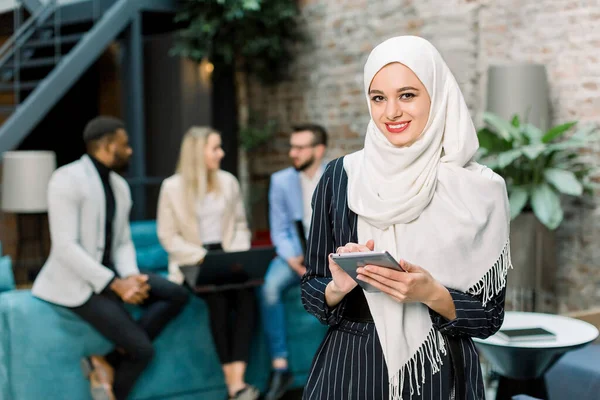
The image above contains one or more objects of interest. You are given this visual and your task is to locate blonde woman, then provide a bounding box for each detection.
[157,127,259,400]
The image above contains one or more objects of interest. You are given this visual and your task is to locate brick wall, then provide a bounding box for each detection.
[248,0,600,312]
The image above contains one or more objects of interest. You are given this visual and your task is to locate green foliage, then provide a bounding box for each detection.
[477,112,600,230]
[171,0,302,84]
[238,118,278,152]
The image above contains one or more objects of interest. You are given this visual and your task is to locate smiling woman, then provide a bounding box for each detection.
[300,36,512,400]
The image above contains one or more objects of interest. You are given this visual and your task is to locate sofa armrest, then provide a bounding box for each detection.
[0,256,15,293]
[0,297,10,400]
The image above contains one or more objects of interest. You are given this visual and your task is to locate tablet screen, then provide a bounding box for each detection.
[331,251,403,292]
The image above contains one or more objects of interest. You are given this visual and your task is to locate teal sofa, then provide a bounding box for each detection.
[0,221,327,399]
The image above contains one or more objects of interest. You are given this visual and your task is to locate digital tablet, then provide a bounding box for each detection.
[331,251,404,293]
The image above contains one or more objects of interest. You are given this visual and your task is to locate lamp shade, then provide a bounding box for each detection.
[486,64,551,131]
[1,151,56,213]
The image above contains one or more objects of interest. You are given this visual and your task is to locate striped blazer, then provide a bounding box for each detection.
[300,157,505,400]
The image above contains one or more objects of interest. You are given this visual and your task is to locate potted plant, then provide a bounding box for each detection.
[476,112,599,311]
[478,112,599,229]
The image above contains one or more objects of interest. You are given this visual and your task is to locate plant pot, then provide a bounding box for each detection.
[507,212,557,312]
[486,64,551,131]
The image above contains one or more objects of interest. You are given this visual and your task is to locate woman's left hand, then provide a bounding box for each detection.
[356,260,442,305]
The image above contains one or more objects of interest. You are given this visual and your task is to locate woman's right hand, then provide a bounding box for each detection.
[325,240,375,307]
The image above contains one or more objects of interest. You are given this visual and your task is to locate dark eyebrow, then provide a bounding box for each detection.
[368,86,419,95]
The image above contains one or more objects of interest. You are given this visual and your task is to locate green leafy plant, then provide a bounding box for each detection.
[239,118,277,152]
[477,112,600,230]
[171,0,302,84]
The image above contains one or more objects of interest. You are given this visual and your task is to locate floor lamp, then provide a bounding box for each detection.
[1,151,56,284]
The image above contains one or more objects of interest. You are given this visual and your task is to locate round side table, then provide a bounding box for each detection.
[473,311,599,400]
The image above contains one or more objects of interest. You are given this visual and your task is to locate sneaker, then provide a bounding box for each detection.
[265,370,294,400]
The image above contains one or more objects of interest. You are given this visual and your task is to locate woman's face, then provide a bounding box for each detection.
[204,133,225,170]
[368,62,431,147]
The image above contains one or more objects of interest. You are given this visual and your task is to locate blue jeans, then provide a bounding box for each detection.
[259,256,300,360]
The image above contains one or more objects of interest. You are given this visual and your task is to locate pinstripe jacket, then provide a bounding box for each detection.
[301,157,505,400]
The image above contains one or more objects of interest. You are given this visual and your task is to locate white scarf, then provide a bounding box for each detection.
[343,36,511,398]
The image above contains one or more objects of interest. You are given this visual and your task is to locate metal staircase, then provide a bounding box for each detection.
[0,1,73,117]
[0,0,176,153]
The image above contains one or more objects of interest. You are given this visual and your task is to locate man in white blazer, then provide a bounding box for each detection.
[32,116,188,400]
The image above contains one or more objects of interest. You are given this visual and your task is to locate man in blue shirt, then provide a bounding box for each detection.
[260,124,328,400]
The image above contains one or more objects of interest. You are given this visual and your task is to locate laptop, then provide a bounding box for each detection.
[180,246,276,292]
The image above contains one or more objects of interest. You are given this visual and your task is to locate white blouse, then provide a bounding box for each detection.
[196,192,225,245]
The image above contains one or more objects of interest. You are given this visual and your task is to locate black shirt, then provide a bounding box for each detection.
[90,156,116,271]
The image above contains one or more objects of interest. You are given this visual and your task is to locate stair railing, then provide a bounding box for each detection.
[0,0,56,68]
[1,0,104,108]
[0,0,58,105]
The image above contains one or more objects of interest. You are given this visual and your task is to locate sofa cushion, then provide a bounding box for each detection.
[545,344,600,400]
[1,291,114,400]
[130,220,168,272]
[280,286,328,386]
[0,290,226,399]
[0,220,330,399]
[0,256,15,293]
[0,285,327,400]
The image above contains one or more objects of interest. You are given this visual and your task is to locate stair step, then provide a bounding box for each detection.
[0,81,39,92]
[0,93,15,103]
[0,105,16,114]
[1,57,60,70]
[24,33,84,49]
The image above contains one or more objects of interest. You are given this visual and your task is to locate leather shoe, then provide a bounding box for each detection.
[90,373,116,400]
[265,370,294,400]
[81,357,115,400]
[90,355,114,385]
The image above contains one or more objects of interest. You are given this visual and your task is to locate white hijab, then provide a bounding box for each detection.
[344,36,511,399]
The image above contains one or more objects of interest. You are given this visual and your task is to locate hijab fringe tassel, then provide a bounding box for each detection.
[389,239,512,399]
